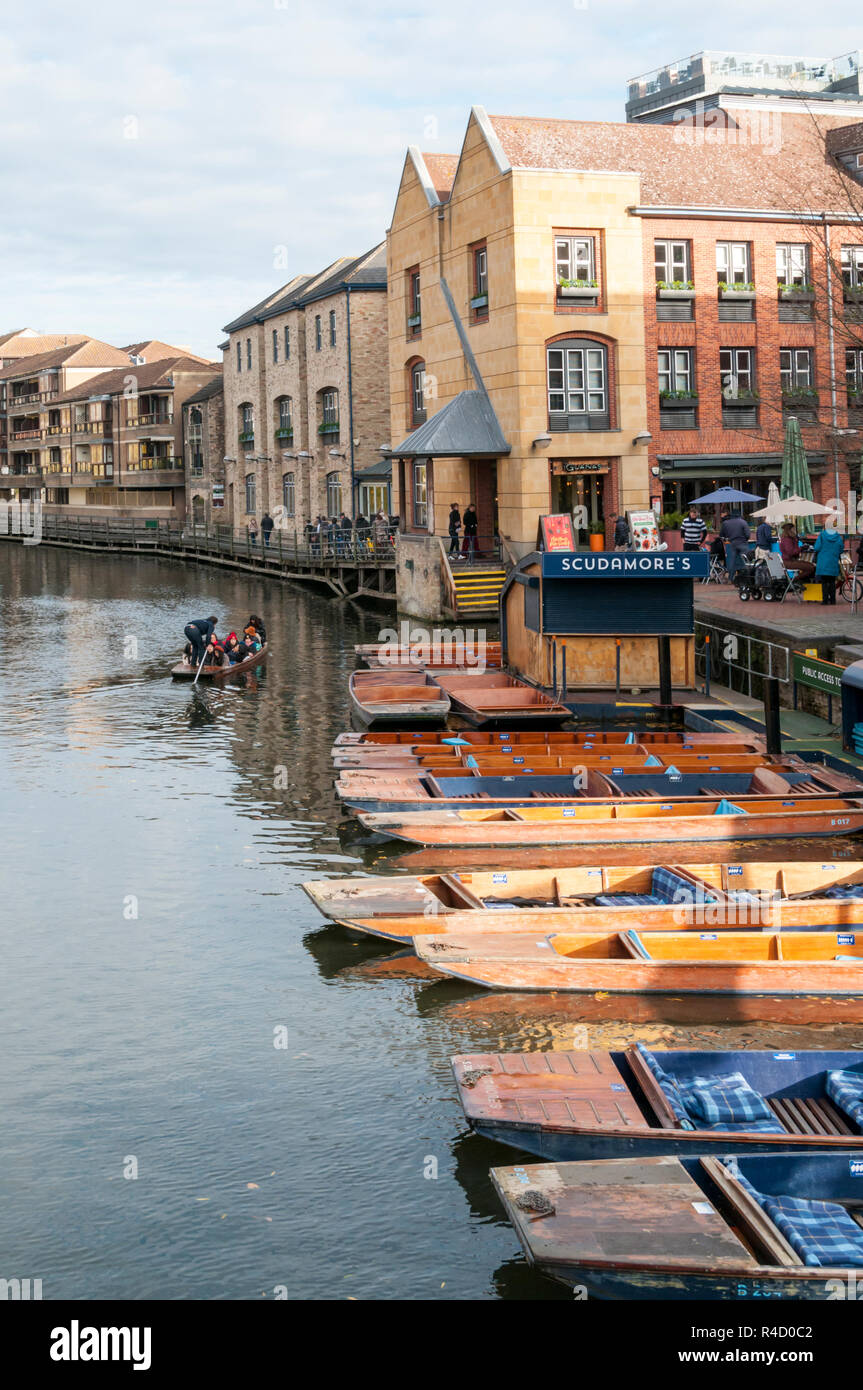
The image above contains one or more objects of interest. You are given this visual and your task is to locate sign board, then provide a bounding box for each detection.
[551,460,610,475]
[541,551,710,579]
[792,652,844,695]
[538,513,576,551]
[212,482,225,510]
[627,509,661,551]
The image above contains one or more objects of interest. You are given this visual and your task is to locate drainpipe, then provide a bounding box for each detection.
[346,285,356,520]
[824,214,842,506]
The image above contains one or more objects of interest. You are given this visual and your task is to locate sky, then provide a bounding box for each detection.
[2,1,861,358]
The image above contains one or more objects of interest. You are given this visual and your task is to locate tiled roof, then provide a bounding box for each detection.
[123,340,214,364]
[0,339,131,381]
[421,153,458,202]
[54,358,220,403]
[0,331,89,357]
[485,110,863,210]
[222,245,387,332]
[183,377,224,406]
[222,275,316,333]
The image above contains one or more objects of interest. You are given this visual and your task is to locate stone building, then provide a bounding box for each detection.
[183,377,225,529]
[220,246,389,532]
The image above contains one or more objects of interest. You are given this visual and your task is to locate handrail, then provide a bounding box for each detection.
[438,537,459,616]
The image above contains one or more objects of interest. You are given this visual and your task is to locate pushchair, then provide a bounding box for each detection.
[734,553,761,600]
[739,551,804,603]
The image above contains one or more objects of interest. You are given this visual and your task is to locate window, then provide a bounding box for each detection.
[272,329,279,363]
[657,349,694,395]
[276,397,293,439]
[654,239,691,286]
[326,470,342,517]
[236,341,242,372]
[776,243,809,287]
[471,245,488,320]
[282,472,295,517]
[239,403,254,447]
[720,348,754,396]
[716,242,752,286]
[245,472,256,514]
[556,236,596,285]
[284,326,290,359]
[413,461,427,528]
[546,340,609,430]
[246,338,252,369]
[329,310,337,347]
[188,406,203,473]
[360,482,389,517]
[320,388,339,437]
[847,348,863,402]
[315,315,322,351]
[410,361,426,425]
[842,246,863,289]
[780,348,813,391]
[407,269,421,335]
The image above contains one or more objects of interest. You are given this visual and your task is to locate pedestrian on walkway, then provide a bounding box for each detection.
[448,503,462,557]
[719,510,750,579]
[680,506,706,552]
[613,515,631,551]
[261,512,274,547]
[248,516,259,546]
[754,518,774,562]
[813,523,845,605]
[462,502,478,558]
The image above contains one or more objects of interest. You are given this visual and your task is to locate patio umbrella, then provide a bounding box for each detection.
[780,416,815,534]
[767,480,781,512]
[751,495,834,522]
[688,486,764,505]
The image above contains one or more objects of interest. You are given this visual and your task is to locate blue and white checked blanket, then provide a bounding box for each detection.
[827,1070,863,1131]
[731,1169,863,1267]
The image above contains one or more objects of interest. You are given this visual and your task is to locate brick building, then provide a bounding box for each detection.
[386,85,863,557]
[220,246,389,532]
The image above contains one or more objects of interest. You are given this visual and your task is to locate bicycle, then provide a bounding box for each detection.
[839,566,863,605]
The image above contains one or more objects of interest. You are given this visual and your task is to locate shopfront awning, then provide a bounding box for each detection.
[658,451,827,479]
[390,390,510,459]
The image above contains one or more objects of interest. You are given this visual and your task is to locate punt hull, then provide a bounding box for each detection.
[470,1119,863,1163]
[170,644,269,679]
[503,1260,842,1301]
[358,807,863,847]
[348,696,450,729]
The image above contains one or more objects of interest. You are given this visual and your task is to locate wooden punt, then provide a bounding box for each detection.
[333,746,791,772]
[414,928,863,1006]
[454,1047,863,1162]
[491,1153,863,1299]
[302,859,863,925]
[429,672,571,728]
[357,797,863,847]
[348,669,450,728]
[332,728,765,750]
[170,643,269,679]
[355,640,502,669]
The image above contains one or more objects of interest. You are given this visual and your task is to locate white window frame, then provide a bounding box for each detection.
[326,470,342,517]
[236,341,242,372]
[282,472,295,517]
[716,241,751,285]
[842,246,863,288]
[780,348,813,390]
[322,389,338,426]
[411,363,425,421]
[413,461,427,528]
[555,235,595,285]
[244,472,256,514]
[246,338,252,369]
[547,344,607,415]
[474,247,488,297]
[284,326,290,359]
[847,348,863,393]
[720,347,754,397]
[654,239,690,284]
[776,243,809,286]
[658,348,693,394]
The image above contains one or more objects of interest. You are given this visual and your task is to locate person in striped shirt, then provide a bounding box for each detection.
[680,507,707,551]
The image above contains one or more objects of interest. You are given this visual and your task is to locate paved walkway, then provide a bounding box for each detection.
[695,584,863,648]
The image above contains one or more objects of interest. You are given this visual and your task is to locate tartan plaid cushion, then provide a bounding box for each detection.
[594,893,663,907]
[699,1117,786,1134]
[730,1168,863,1267]
[823,884,863,899]
[634,1043,695,1130]
[827,1070,863,1131]
[678,1071,779,1126]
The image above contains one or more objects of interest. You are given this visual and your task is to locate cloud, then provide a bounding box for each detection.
[2,0,860,355]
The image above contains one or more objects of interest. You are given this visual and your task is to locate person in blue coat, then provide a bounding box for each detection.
[813,525,845,605]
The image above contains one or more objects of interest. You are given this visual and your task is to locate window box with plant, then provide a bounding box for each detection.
[845,286,863,304]
[718,281,756,301]
[723,388,760,406]
[318,421,340,435]
[275,427,293,441]
[239,430,254,447]
[778,281,815,301]
[658,389,699,406]
[407,312,421,333]
[781,386,819,406]
[656,279,695,300]
[558,278,599,301]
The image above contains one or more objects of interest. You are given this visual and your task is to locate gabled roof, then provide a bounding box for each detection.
[223,274,316,333]
[0,330,89,358]
[123,340,213,365]
[482,108,863,212]
[222,245,387,333]
[183,377,224,406]
[420,153,459,203]
[0,339,131,381]
[55,358,219,404]
[391,391,511,459]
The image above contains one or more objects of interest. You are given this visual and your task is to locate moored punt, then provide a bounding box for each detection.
[453,1046,863,1161]
[302,859,863,929]
[429,671,571,728]
[356,797,863,847]
[333,745,775,770]
[170,643,269,680]
[348,669,450,729]
[491,1153,863,1299]
[355,640,502,669]
[414,928,863,1010]
[332,729,766,750]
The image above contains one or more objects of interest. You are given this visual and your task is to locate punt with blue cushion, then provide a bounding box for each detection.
[728,1160,863,1267]
[594,865,720,909]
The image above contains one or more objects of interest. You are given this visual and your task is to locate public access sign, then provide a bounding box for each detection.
[792,652,844,695]
[541,550,710,579]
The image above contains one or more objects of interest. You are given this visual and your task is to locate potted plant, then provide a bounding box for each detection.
[658,511,685,550]
[781,386,819,406]
[588,522,605,551]
[659,389,699,406]
[558,277,599,300]
[718,280,756,300]
[844,284,863,302]
[778,280,815,300]
[656,279,695,300]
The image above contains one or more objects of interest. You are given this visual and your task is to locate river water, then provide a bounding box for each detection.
[2,542,863,1301]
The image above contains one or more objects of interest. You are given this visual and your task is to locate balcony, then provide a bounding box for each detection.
[10,428,42,441]
[126,413,174,427]
[73,420,113,436]
[318,421,340,441]
[128,455,183,472]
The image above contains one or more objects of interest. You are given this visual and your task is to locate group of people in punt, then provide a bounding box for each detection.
[182,614,267,669]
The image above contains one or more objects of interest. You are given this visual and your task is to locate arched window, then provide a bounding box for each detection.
[326,470,343,517]
[318,388,339,442]
[275,396,293,442]
[188,406,203,474]
[245,472,256,514]
[546,338,610,432]
[409,360,426,426]
[283,472,295,517]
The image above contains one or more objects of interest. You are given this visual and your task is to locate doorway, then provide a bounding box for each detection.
[468,459,498,553]
[551,467,606,548]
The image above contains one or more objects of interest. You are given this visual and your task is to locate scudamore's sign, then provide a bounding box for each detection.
[541,551,710,579]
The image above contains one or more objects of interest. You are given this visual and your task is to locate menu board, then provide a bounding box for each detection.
[538,513,576,551]
[627,510,660,551]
